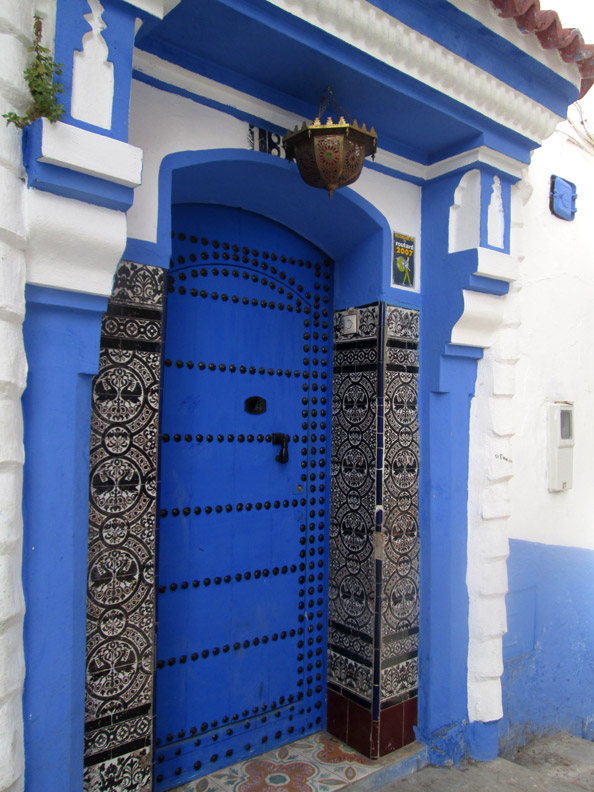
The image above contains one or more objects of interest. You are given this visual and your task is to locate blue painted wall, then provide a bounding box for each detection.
[23,120,135,211]
[417,167,521,764]
[130,148,411,310]
[499,539,594,754]
[20,0,583,779]
[22,286,106,792]
[134,0,539,165]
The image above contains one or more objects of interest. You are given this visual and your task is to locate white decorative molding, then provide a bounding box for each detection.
[132,49,305,134]
[132,51,528,182]
[448,168,518,344]
[264,0,564,144]
[38,118,143,187]
[26,189,127,296]
[71,0,114,130]
[367,147,424,180]
[122,0,181,17]
[449,169,481,253]
[374,145,524,181]
[447,0,580,89]
[466,172,531,723]
[451,289,506,348]
[475,247,518,282]
[427,147,525,182]
[0,3,32,790]
[488,176,504,249]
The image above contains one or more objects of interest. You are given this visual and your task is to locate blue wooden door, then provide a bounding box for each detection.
[155,205,332,790]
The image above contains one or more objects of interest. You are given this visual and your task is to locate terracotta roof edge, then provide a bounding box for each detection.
[487,0,594,98]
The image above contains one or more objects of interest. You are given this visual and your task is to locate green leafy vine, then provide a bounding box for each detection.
[3,15,64,129]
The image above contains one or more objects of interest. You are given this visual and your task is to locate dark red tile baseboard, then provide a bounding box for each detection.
[327,689,418,759]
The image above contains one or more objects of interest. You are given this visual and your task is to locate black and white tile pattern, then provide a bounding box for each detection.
[381,306,419,706]
[329,303,419,714]
[328,305,379,704]
[82,278,419,787]
[84,261,164,792]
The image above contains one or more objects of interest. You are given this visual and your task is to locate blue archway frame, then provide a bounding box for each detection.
[21,146,506,792]
[126,149,408,310]
[126,150,487,760]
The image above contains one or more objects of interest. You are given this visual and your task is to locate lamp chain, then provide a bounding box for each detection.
[316,87,354,122]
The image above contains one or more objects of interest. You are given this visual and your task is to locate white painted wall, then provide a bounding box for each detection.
[467,105,594,723]
[127,76,422,276]
[507,116,594,550]
[0,2,134,786]
[0,3,38,789]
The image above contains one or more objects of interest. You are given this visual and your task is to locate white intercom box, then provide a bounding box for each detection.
[547,402,574,492]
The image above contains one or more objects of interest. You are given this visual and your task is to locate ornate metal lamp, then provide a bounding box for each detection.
[283,90,377,198]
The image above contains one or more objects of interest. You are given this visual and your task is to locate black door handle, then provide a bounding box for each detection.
[271,433,290,463]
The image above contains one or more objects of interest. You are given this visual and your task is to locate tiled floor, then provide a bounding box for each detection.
[170,732,381,792]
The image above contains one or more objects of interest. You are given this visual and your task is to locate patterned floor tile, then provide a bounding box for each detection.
[207,742,349,791]
[169,732,382,792]
[172,776,223,792]
[289,732,378,784]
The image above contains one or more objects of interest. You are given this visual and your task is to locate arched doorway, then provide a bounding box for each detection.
[83,152,419,792]
[154,203,333,789]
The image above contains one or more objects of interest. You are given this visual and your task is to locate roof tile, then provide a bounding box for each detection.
[489,0,594,97]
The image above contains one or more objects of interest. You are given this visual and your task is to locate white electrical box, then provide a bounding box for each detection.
[341,311,359,335]
[547,402,574,492]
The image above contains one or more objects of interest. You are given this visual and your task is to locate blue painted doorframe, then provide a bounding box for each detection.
[155,204,333,788]
[21,150,525,792]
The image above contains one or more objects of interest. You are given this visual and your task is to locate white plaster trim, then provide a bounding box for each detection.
[132,50,528,181]
[376,147,524,181]
[0,3,36,788]
[122,0,181,18]
[475,248,519,282]
[466,173,531,724]
[449,170,481,253]
[264,0,564,144]
[371,148,424,180]
[25,189,127,296]
[447,0,580,88]
[487,176,504,249]
[132,48,305,133]
[38,119,143,187]
[71,0,114,130]
[427,147,526,181]
[451,290,506,348]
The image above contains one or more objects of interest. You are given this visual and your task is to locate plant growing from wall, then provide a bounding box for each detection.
[3,16,64,129]
[560,102,594,157]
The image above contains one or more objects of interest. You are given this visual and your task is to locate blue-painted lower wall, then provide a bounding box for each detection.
[499,538,594,754]
[22,285,106,792]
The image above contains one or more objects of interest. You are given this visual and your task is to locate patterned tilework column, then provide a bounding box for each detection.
[328,303,379,728]
[379,305,420,752]
[328,303,419,758]
[84,261,165,792]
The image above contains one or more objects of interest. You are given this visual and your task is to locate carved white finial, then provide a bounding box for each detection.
[449,169,481,253]
[71,0,114,130]
[487,176,505,249]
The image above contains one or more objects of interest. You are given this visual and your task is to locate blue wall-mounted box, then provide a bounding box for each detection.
[550,175,577,221]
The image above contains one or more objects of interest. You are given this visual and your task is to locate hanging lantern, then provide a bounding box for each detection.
[283,90,377,198]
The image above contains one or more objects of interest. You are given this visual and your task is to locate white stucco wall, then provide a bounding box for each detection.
[508,118,594,550]
[0,4,36,790]
[467,106,594,722]
[126,76,422,267]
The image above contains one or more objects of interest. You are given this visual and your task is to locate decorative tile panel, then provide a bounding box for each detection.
[328,303,419,757]
[84,261,164,792]
[328,305,379,705]
[380,305,419,708]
